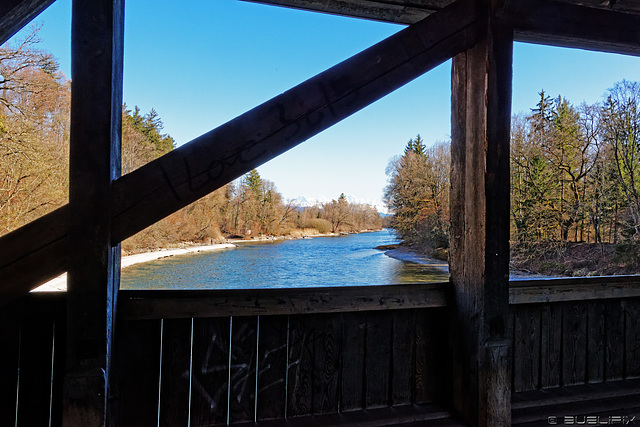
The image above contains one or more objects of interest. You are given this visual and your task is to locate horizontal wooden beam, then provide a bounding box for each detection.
[2,275,639,319]
[118,283,451,319]
[239,0,442,24]
[504,0,640,56]
[509,275,640,304]
[0,0,55,45]
[0,0,481,303]
[245,0,640,56]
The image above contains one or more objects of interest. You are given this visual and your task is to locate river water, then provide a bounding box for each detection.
[120,229,449,290]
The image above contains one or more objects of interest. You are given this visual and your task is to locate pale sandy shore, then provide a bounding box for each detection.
[384,247,449,273]
[32,243,237,292]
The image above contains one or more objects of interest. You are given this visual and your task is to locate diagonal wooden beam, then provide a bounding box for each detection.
[0,0,56,45]
[504,0,640,56]
[0,0,483,304]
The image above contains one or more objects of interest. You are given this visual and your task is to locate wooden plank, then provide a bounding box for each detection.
[414,309,429,404]
[448,2,513,424]
[0,324,19,426]
[312,314,341,415]
[0,207,68,307]
[229,316,258,423]
[116,319,162,427]
[228,402,460,427]
[287,315,314,417]
[420,307,450,404]
[0,0,55,44]
[256,315,287,421]
[340,312,366,412]
[509,276,640,305]
[391,310,414,405]
[504,0,640,56]
[587,301,605,384]
[539,303,562,389]
[189,317,230,426]
[16,322,54,426]
[0,0,481,299]
[562,303,587,386]
[624,298,640,379]
[119,283,450,320]
[240,0,440,25]
[604,300,624,381]
[365,311,392,408]
[512,305,540,392]
[63,0,124,424]
[158,318,192,426]
[51,320,65,427]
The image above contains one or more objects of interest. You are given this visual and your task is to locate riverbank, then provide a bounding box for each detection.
[383,246,449,273]
[33,229,383,292]
[33,243,237,292]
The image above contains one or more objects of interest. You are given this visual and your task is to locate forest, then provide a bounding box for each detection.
[385,81,640,275]
[0,28,382,254]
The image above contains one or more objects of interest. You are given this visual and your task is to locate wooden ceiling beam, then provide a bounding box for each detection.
[0,0,55,45]
[239,0,445,25]
[504,0,640,56]
[0,0,482,304]
[243,0,640,56]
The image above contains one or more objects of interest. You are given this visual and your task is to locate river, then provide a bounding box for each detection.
[120,229,449,290]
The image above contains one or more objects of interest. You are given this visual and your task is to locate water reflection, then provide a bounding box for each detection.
[121,229,449,290]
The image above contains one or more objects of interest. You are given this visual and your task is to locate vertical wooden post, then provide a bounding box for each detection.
[449,1,512,426]
[64,0,124,425]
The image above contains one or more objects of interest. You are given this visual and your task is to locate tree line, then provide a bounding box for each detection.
[124,170,382,253]
[0,29,381,253]
[385,80,640,260]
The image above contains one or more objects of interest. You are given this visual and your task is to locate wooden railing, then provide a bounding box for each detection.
[1,277,640,425]
[115,284,451,425]
[510,276,640,393]
[0,293,65,427]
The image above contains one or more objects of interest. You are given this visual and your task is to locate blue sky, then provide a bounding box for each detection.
[13,0,640,207]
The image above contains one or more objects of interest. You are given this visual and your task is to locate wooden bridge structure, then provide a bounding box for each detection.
[1,0,639,425]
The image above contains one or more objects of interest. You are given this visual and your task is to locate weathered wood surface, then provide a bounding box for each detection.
[0,0,55,44]
[340,312,366,412]
[0,319,63,427]
[63,0,124,425]
[245,0,640,56]
[448,1,513,424]
[504,0,640,56]
[115,318,162,426]
[190,317,230,426]
[0,324,20,425]
[0,207,69,307]
[256,315,287,420]
[512,378,640,426]
[511,298,640,393]
[229,316,258,423]
[111,307,446,424]
[0,0,481,302]
[509,275,640,304]
[17,323,56,426]
[241,0,443,24]
[158,318,192,425]
[118,283,450,319]
[365,311,392,408]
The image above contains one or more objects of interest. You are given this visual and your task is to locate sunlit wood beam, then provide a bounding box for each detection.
[0,0,55,44]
